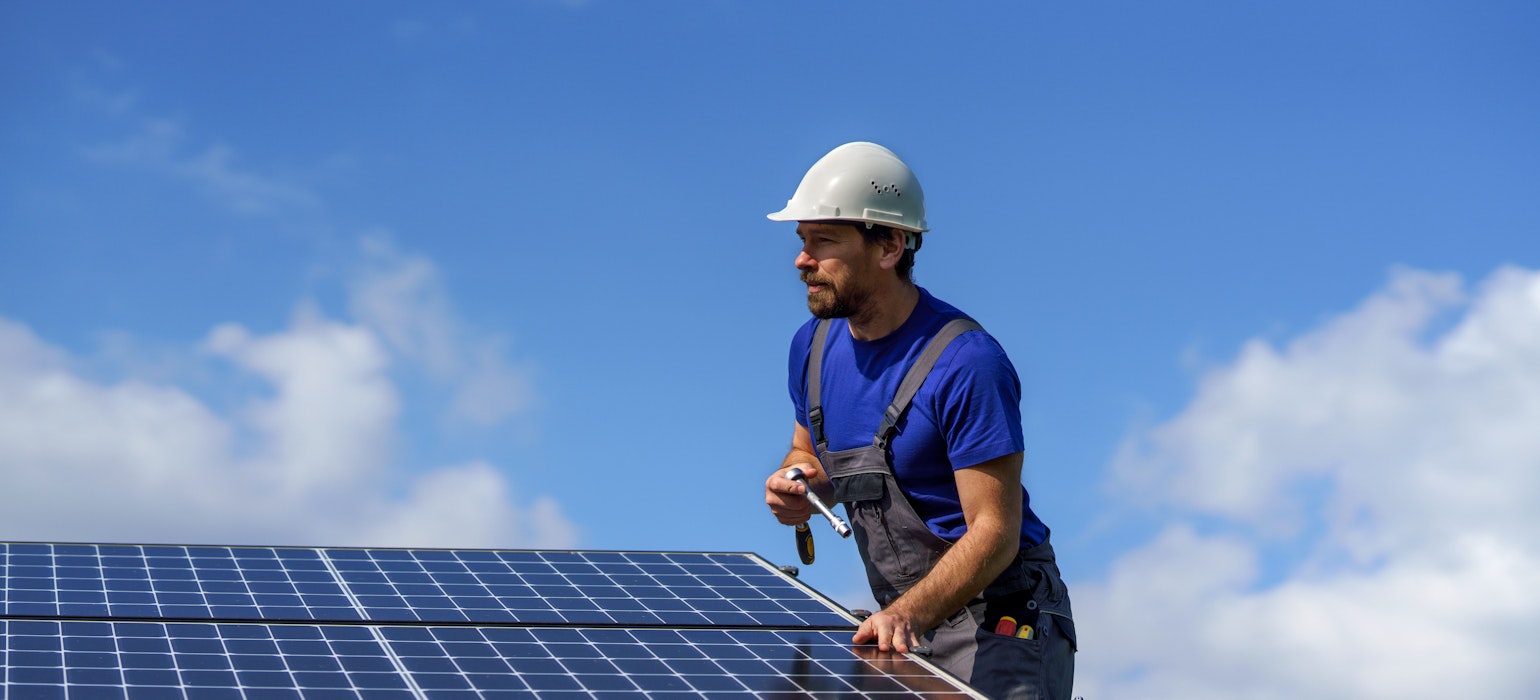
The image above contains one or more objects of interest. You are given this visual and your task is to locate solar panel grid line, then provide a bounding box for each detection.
[314,551,370,622]
[316,548,434,699]
[363,626,430,699]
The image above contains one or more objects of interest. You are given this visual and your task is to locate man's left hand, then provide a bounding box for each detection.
[853,609,921,654]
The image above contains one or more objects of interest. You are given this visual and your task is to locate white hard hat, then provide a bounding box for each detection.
[767,141,928,233]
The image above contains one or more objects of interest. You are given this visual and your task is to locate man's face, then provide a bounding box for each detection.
[794,222,880,319]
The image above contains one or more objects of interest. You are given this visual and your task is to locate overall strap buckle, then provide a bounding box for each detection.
[873,404,904,451]
[808,406,827,451]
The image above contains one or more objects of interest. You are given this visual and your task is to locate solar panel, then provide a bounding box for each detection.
[2,542,985,699]
[1,620,976,698]
[1,544,850,629]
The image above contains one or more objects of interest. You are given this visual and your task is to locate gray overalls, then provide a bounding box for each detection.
[807,317,1077,700]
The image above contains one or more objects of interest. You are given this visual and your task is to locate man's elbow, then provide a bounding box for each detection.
[994,529,1020,565]
[969,516,1020,565]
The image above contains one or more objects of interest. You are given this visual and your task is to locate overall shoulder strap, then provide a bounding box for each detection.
[806,319,833,453]
[874,317,984,451]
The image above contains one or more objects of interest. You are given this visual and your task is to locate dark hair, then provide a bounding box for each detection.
[858,223,922,282]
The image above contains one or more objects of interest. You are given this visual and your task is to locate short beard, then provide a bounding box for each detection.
[803,272,869,320]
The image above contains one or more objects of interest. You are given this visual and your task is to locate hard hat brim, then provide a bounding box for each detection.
[765,209,927,233]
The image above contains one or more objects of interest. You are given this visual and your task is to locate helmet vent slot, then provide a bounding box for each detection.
[871,181,902,197]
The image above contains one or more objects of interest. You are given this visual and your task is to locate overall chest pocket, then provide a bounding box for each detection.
[834,472,885,503]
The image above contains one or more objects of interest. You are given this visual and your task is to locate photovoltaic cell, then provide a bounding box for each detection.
[2,620,977,699]
[1,544,851,629]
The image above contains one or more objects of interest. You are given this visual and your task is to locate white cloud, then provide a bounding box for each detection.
[34,87,556,550]
[1078,266,1540,699]
[205,303,398,495]
[356,461,577,549]
[0,293,573,550]
[349,236,537,426]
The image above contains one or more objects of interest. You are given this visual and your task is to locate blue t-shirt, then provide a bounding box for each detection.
[789,288,1049,547]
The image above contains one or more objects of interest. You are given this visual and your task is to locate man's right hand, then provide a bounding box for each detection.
[765,462,820,525]
[769,422,832,525]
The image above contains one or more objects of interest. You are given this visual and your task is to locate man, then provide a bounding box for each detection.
[763,142,1075,700]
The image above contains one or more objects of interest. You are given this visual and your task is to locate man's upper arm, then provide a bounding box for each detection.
[937,334,1024,471]
[955,452,1023,537]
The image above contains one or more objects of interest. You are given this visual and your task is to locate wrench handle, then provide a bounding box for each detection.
[785,469,852,538]
[795,522,815,564]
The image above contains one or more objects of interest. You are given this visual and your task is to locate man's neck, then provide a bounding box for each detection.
[847,282,921,341]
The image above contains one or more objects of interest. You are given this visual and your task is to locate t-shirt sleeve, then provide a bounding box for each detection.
[930,332,1024,470]
[788,320,817,428]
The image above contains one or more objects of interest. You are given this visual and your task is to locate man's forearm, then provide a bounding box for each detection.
[883,520,1019,632]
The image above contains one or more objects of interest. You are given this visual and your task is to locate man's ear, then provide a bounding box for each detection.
[876,228,906,270]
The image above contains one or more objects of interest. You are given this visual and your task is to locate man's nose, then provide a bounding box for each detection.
[795,249,816,270]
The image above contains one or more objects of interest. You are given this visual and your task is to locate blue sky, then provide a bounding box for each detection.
[3,2,1538,697]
